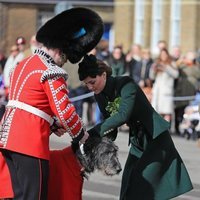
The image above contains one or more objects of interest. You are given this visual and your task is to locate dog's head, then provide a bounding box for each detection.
[73,135,122,177]
[94,136,122,176]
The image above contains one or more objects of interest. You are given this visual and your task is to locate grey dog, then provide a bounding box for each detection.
[72,135,122,178]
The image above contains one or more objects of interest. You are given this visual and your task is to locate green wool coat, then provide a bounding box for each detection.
[92,76,193,200]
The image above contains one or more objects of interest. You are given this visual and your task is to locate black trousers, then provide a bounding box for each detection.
[174,106,186,135]
[2,150,49,200]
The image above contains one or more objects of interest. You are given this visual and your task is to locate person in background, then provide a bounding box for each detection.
[15,36,26,60]
[174,51,200,135]
[170,45,182,62]
[139,48,154,102]
[150,48,179,124]
[139,48,154,87]
[0,49,7,71]
[153,40,168,58]
[197,52,200,115]
[152,39,168,59]
[0,65,6,120]
[78,54,193,200]
[0,7,103,200]
[126,44,143,84]
[96,40,110,64]
[108,45,126,77]
[0,49,7,119]
[157,40,167,50]
[24,34,41,58]
[3,45,23,89]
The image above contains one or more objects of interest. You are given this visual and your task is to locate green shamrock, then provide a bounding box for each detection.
[105,97,121,116]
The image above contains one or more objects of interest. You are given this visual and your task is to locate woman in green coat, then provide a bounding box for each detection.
[78,55,193,200]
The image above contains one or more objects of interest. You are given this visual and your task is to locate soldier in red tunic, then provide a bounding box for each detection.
[0,7,103,200]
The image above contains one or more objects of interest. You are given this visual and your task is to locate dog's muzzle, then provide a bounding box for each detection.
[117,167,122,174]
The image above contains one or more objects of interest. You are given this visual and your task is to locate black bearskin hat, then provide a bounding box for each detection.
[36,7,104,64]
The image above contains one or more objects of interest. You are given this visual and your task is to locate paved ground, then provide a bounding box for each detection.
[50,130,200,200]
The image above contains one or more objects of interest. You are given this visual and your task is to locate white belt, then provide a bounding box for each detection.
[7,100,54,125]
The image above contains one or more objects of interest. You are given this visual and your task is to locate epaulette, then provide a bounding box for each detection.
[34,49,69,82]
[40,65,68,82]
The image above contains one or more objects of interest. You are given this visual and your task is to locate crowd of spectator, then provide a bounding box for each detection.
[1,37,200,137]
[73,40,200,136]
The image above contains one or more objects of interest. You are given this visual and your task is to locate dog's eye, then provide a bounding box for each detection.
[101,150,114,156]
[107,149,117,155]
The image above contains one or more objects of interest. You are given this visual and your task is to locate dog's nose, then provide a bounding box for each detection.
[117,168,122,174]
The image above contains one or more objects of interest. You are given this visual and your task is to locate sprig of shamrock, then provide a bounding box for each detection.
[105,97,121,116]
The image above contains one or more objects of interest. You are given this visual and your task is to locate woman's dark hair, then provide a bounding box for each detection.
[158,48,172,64]
[78,54,112,81]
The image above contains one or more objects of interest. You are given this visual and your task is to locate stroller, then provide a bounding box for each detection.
[179,92,200,140]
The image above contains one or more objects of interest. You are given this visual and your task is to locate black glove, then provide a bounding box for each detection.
[50,117,62,133]
[88,123,118,141]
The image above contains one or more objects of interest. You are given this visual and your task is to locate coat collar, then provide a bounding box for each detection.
[102,76,116,101]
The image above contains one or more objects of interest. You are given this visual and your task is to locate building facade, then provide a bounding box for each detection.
[114,0,200,54]
[0,0,199,56]
[0,0,113,55]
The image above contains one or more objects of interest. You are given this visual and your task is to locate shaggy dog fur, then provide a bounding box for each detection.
[72,135,122,178]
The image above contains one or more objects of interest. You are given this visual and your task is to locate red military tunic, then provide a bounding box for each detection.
[0,147,84,200]
[0,49,84,160]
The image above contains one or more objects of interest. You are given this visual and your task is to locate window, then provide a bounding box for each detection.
[170,0,181,48]
[151,0,163,54]
[134,0,145,45]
